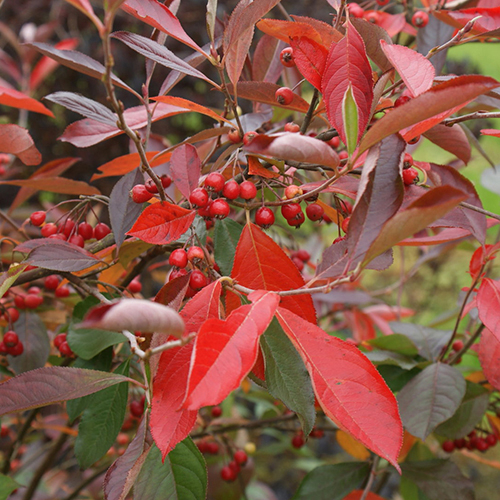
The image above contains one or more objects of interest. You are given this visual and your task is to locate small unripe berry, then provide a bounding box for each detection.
[285,185,303,199]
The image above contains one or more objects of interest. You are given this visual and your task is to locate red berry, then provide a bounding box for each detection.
[292,257,304,271]
[227,129,242,143]
[54,333,67,349]
[14,295,26,310]
[339,151,349,160]
[41,223,58,238]
[209,198,230,219]
[403,153,414,168]
[94,223,111,240]
[161,175,172,188]
[228,460,241,474]
[61,219,76,238]
[169,268,188,281]
[206,441,219,454]
[376,0,389,4]
[55,286,70,298]
[0,425,9,437]
[234,450,248,465]
[284,122,300,133]
[341,216,350,233]
[476,437,489,452]
[403,168,419,186]
[296,249,310,262]
[50,233,67,241]
[44,275,60,290]
[223,180,240,200]
[220,465,237,482]
[131,184,153,203]
[365,11,380,24]
[130,400,144,418]
[243,131,257,146]
[328,136,340,148]
[30,211,46,226]
[69,234,85,248]
[3,331,19,348]
[79,221,94,240]
[145,179,159,194]
[333,236,346,244]
[211,406,222,418]
[281,203,302,220]
[59,341,73,357]
[204,172,225,192]
[412,10,429,28]
[198,201,213,220]
[291,434,305,448]
[486,434,498,447]
[5,307,19,323]
[452,340,464,352]
[310,428,324,438]
[24,294,43,309]
[240,181,257,201]
[255,207,275,229]
[196,440,209,453]
[187,246,204,263]
[275,87,294,106]
[127,278,142,294]
[28,286,41,295]
[306,203,324,221]
[189,270,208,291]
[288,211,305,228]
[280,47,295,67]
[442,440,455,453]
[8,341,23,357]
[189,187,209,208]
[348,3,364,17]
[454,438,466,449]
[285,185,302,199]
[394,95,411,107]
[169,249,188,268]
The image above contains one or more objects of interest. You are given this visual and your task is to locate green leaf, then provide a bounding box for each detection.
[364,350,418,370]
[261,317,316,436]
[342,85,359,156]
[435,381,489,439]
[0,474,20,500]
[397,363,466,440]
[75,360,130,469]
[214,217,243,275]
[377,365,422,392]
[401,459,475,500]
[292,462,370,500]
[368,334,419,357]
[73,295,100,321]
[133,439,207,500]
[67,325,126,360]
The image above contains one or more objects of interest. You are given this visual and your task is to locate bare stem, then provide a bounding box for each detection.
[443,111,500,127]
[300,88,320,135]
[360,456,380,500]
[448,323,485,365]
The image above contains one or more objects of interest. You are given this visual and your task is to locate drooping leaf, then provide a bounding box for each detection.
[401,459,475,500]
[214,218,243,276]
[0,86,53,116]
[169,144,201,200]
[127,201,196,245]
[358,75,499,155]
[44,91,116,125]
[322,19,373,148]
[0,366,136,417]
[347,134,405,265]
[0,177,100,196]
[277,307,403,470]
[230,223,316,323]
[261,318,316,436]
[133,439,207,500]
[380,41,435,97]
[0,124,41,165]
[292,462,369,500]
[182,291,280,409]
[481,128,500,138]
[397,363,466,440]
[244,132,339,170]
[478,327,500,391]
[75,361,129,469]
[423,124,471,165]
[289,36,328,90]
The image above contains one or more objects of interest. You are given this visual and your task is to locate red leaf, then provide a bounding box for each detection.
[481,128,500,137]
[154,273,191,311]
[342,491,386,500]
[276,307,403,470]
[372,11,407,37]
[477,278,500,343]
[358,75,499,155]
[0,124,41,165]
[91,151,164,180]
[169,144,201,199]
[290,15,343,47]
[63,0,103,30]
[478,328,500,391]
[380,41,435,97]
[289,36,328,90]
[127,202,196,245]
[0,177,100,196]
[244,132,339,170]
[121,0,205,54]
[252,34,286,84]
[423,124,471,165]
[181,291,280,409]
[433,8,500,34]
[0,86,53,116]
[257,18,323,44]
[181,280,223,333]
[230,223,316,324]
[247,155,279,179]
[322,19,373,148]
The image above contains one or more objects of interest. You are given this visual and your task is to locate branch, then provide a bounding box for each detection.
[443,111,500,127]
[360,456,380,500]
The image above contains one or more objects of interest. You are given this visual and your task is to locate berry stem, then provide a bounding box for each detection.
[300,88,320,135]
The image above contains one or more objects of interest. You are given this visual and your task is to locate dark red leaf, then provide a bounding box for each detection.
[277,307,403,471]
[423,124,471,165]
[0,177,100,196]
[0,86,53,116]
[478,327,500,391]
[169,144,201,199]
[289,36,328,90]
[252,34,286,84]
[0,124,41,165]
[154,272,191,312]
[433,8,500,34]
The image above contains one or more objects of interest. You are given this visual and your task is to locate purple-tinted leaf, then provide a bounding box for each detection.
[347,134,406,264]
[111,32,217,87]
[252,34,285,84]
[426,163,486,244]
[80,298,185,337]
[8,312,50,374]
[0,366,137,417]
[397,363,465,440]
[423,124,471,165]
[154,272,191,311]
[170,144,201,199]
[315,238,350,280]
[44,91,117,126]
[25,42,134,94]
[109,168,144,249]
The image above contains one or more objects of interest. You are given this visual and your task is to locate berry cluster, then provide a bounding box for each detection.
[346,2,429,29]
[44,275,70,297]
[442,430,498,453]
[130,175,172,203]
[168,245,211,296]
[54,333,73,357]
[220,449,248,482]
[0,330,23,357]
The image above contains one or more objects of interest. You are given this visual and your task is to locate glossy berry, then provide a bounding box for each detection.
[30,211,46,226]
[288,211,305,228]
[50,233,67,241]
[69,234,85,248]
[61,219,76,238]
[296,249,310,262]
[14,295,26,310]
[209,198,230,219]
[412,10,429,28]
[4,307,19,323]
[189,187,209,208]
[394,95,411,107]
[234,450,248,465]
[341,216,350,233]
[240,181,257,201]
[131,184,153,203]
[365,11,380,24]
[128,278,142,294]
[348,3,364,17]
[130,400,144,418]
[3,331,19,348]
[452,340,464,352]
[442,440,455,453]
[285,122,300,133]
[59,341,73,358]
[54,333,67,349]
[403,168,419,185]
[187,246,204,263]
[476,438,489,452]
[306,203,324,221]
[198,201,213,220]
[24,294,43,309]
[243,131,257,146]
[291,434,305,448]
[55,286,70,298]
[41,223,58,238]
[169,268,188,281]
[275,87,294,106]
[403,153,414,168]
[280,47,295,67]
[169,249,188,268]
[44,275,60,290]
[78,222,94,240]
[227,129,242,143]
[189,270,208,291]
[211,406,222,418]
[486,434,498,447]
[94,223,111,240]
[145,179,159,194]
[204,172,225,192]
[8,341,23,357]
[161,175,173,188]
[220,465,237,482]
[255,207,275,229]
[223,180,240,200]
[206,441,219,454]
[328,136,340,148]
[281,203,302,220]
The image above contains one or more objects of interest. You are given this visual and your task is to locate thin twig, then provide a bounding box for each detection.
[360,456,380,500]
[460,201,500,222]
[443,111,500,127]
[448,323,485,365]
[300,88,320,135]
